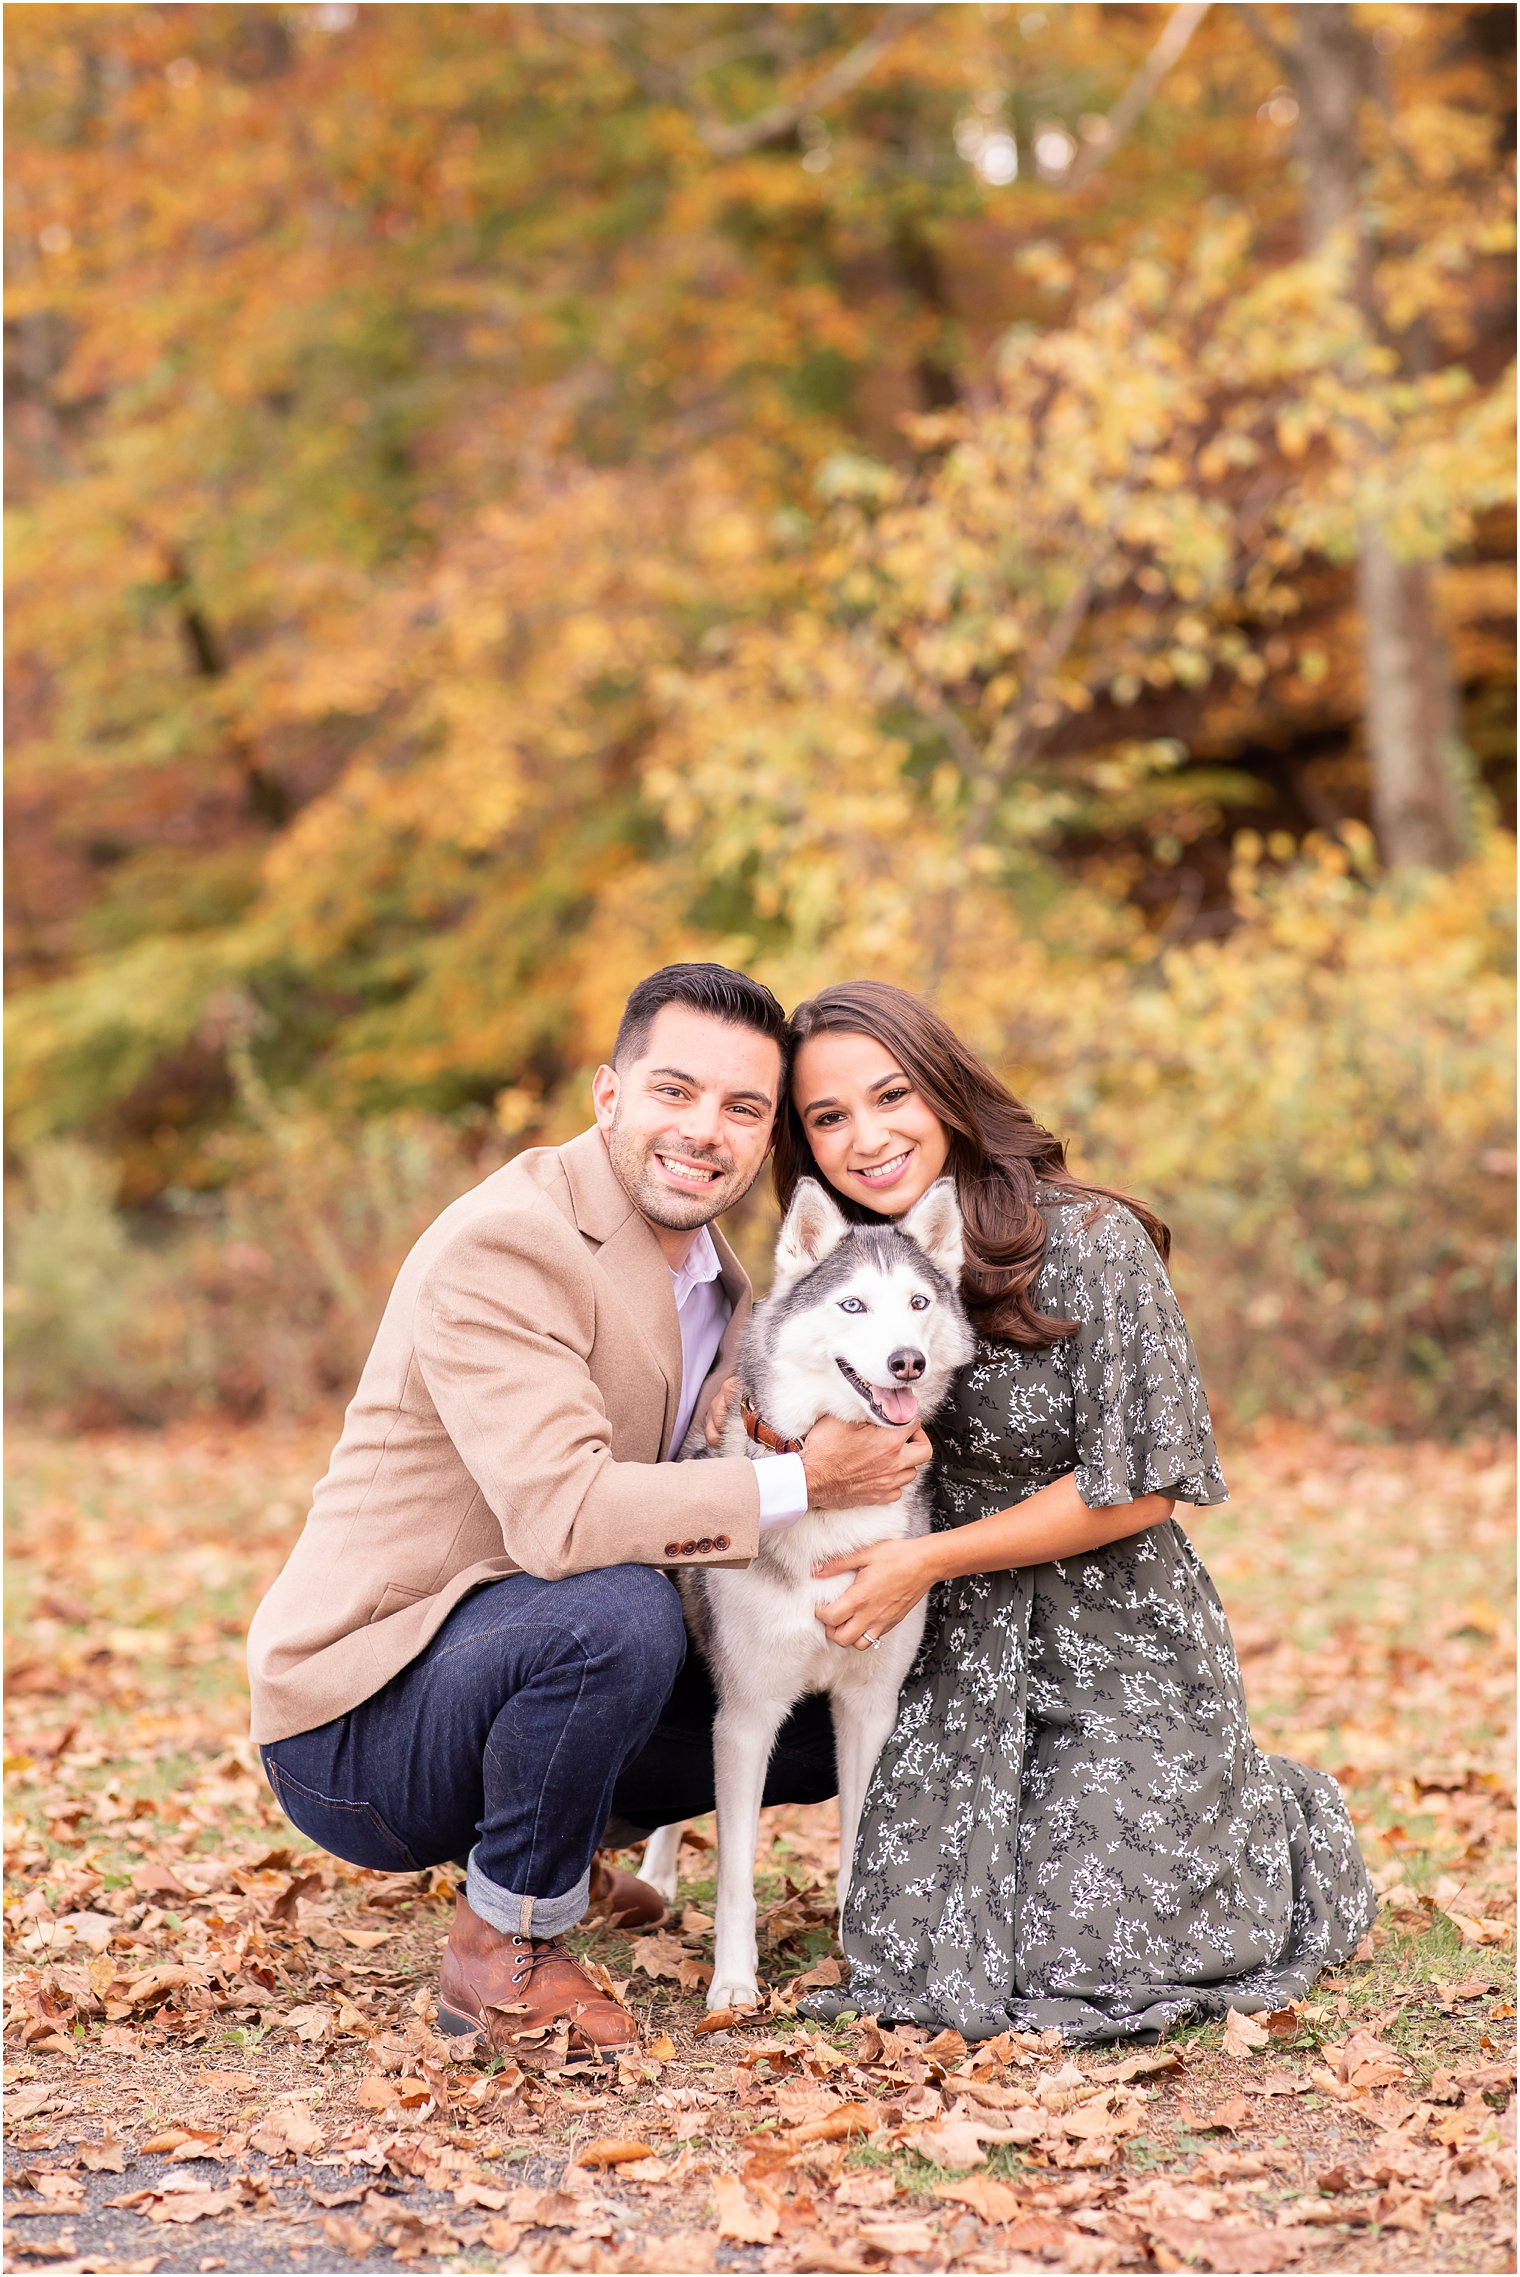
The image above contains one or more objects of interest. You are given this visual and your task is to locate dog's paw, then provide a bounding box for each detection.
[707,1976,760,2012]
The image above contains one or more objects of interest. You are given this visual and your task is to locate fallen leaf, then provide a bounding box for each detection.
[635,2230,720,2274]
[78,2141,128,2174]
[858,2217,938,2253]
[788,2102,882,2144]
[268,1870,323,1924]
[3,2089,59,2124]
[248,2102,324,2156]
[1222,2007,1272,2057]
[1090,2046,1185,2083]
[130,1862,190,1897]
[712,2173,779,2244]
[1148,2218,1314,2272]
[574,2140,659,2167]
[452,2179,510,2209]
[49,1912,115,1954]
[616,2156,675,2184]
[144,2187,246,2226]
[1441,1907,1511,1946]
[1449,2161,1504,2204]
[192,2071,259,2096]
[834,2172,899,2208]
[902,2120,996,2167]
[629,1931,688,1982]
[116,1965,197,2010]
[280,2002,331,2041]
[790,1956,844,1992]
[320,2214,375,2258]
[933,2174,1028,2223]
[922,2028,970,2068]
[1203,2096,1254,2132]
[9,2175,85,2214]
[1059,2093,1145,2140]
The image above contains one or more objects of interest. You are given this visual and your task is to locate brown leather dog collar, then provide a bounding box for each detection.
[740,1395,806,1456]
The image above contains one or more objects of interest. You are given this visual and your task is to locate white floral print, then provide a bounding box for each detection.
[805,1196,1377,2044]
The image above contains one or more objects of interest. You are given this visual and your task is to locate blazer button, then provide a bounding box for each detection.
[713,1535,730,1552]
[663,1543,681,1559]
[696,1537,713,1554]
[681,1540,698,1557]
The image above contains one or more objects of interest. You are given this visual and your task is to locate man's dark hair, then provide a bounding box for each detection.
[612,963,789,1069]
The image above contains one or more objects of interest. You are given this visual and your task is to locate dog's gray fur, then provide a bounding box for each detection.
[640,1177,974,2009]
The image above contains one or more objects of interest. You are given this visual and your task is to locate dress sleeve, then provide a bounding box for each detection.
[1048,1201,1228,1510]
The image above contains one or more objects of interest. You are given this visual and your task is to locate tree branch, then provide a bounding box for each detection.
[1230,0,1297,80]
[700,4,938,158]
[1064,0,1213,192]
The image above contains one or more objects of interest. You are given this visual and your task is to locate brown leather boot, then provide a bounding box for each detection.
[587,1854,668,1929]
[436,1895,636,2064]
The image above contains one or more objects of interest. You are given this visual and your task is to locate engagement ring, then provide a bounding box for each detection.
[860,1632,880,1649]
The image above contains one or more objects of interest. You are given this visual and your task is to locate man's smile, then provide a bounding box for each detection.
[653,1150,727,1188]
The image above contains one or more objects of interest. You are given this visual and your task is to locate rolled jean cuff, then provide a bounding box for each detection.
[466,1848,590,1941]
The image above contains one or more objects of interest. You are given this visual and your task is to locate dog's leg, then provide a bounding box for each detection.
[830,1686,903,1921]
[708,1702,785,2011]
[638,1823,684,1909]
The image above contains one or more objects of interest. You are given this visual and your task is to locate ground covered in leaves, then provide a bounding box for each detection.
[4,1421,1516,2276]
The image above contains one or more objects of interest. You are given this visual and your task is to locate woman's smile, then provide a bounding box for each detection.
[850,1147,915,1191]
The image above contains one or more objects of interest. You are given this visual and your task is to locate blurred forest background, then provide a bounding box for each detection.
[5,0,1515,1434]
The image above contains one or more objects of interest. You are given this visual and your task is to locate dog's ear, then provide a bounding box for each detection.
[774,1179,852,1283]
[900,1178,964,1282]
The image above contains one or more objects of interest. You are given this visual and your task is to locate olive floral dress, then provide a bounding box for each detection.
[806,1194,1377,2045]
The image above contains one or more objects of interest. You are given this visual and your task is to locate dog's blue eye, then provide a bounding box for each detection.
[910,1294,931,1311]
[839,1297,867,1314]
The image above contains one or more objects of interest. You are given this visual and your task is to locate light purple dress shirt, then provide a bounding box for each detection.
[668,1224,808,1528]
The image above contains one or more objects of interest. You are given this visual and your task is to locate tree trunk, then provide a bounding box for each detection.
[1357,547,1469,868]
[1289,3,1469,869]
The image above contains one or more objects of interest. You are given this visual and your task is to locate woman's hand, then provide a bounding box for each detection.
[813,1536,942,1651]
[703,1375,740,1449]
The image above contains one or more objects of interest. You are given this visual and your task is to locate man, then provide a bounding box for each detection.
[248,964,930,2062]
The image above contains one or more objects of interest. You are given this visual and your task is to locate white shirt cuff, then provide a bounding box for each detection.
[755,1450,810,1530]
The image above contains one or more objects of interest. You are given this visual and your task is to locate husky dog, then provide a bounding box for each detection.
[640,1176,974,2011]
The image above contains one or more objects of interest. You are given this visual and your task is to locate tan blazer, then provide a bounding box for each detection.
[247,1126,761,1743]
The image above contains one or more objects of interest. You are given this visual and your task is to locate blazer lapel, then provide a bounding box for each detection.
[709,1222,754,1378]
[558,1127,761,1459]
[562,1127,683,1453]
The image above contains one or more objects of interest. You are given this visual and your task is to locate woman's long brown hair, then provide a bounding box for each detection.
[775,980,1169,1347]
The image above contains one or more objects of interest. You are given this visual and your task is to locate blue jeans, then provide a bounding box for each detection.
[260,1568,839,1938]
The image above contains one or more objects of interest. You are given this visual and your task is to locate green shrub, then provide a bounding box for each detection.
[3,1141,187,1422]
[6,837,1513,1434]
[998,832,1516,1430]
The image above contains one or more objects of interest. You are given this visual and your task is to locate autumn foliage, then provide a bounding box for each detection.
[4,3,1515,1428]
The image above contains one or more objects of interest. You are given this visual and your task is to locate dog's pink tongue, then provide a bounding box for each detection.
[875,1386,919,1426]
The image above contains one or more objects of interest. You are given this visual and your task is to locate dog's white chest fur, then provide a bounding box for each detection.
[699,1495,928,1696]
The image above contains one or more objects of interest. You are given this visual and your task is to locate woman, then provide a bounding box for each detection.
[777,980,1375,2044]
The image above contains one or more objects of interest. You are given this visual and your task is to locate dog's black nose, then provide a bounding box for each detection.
[888,1346,926,1382]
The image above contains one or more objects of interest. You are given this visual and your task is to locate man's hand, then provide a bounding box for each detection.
[703,1375,740,1449]
[801,1415,932,1511]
